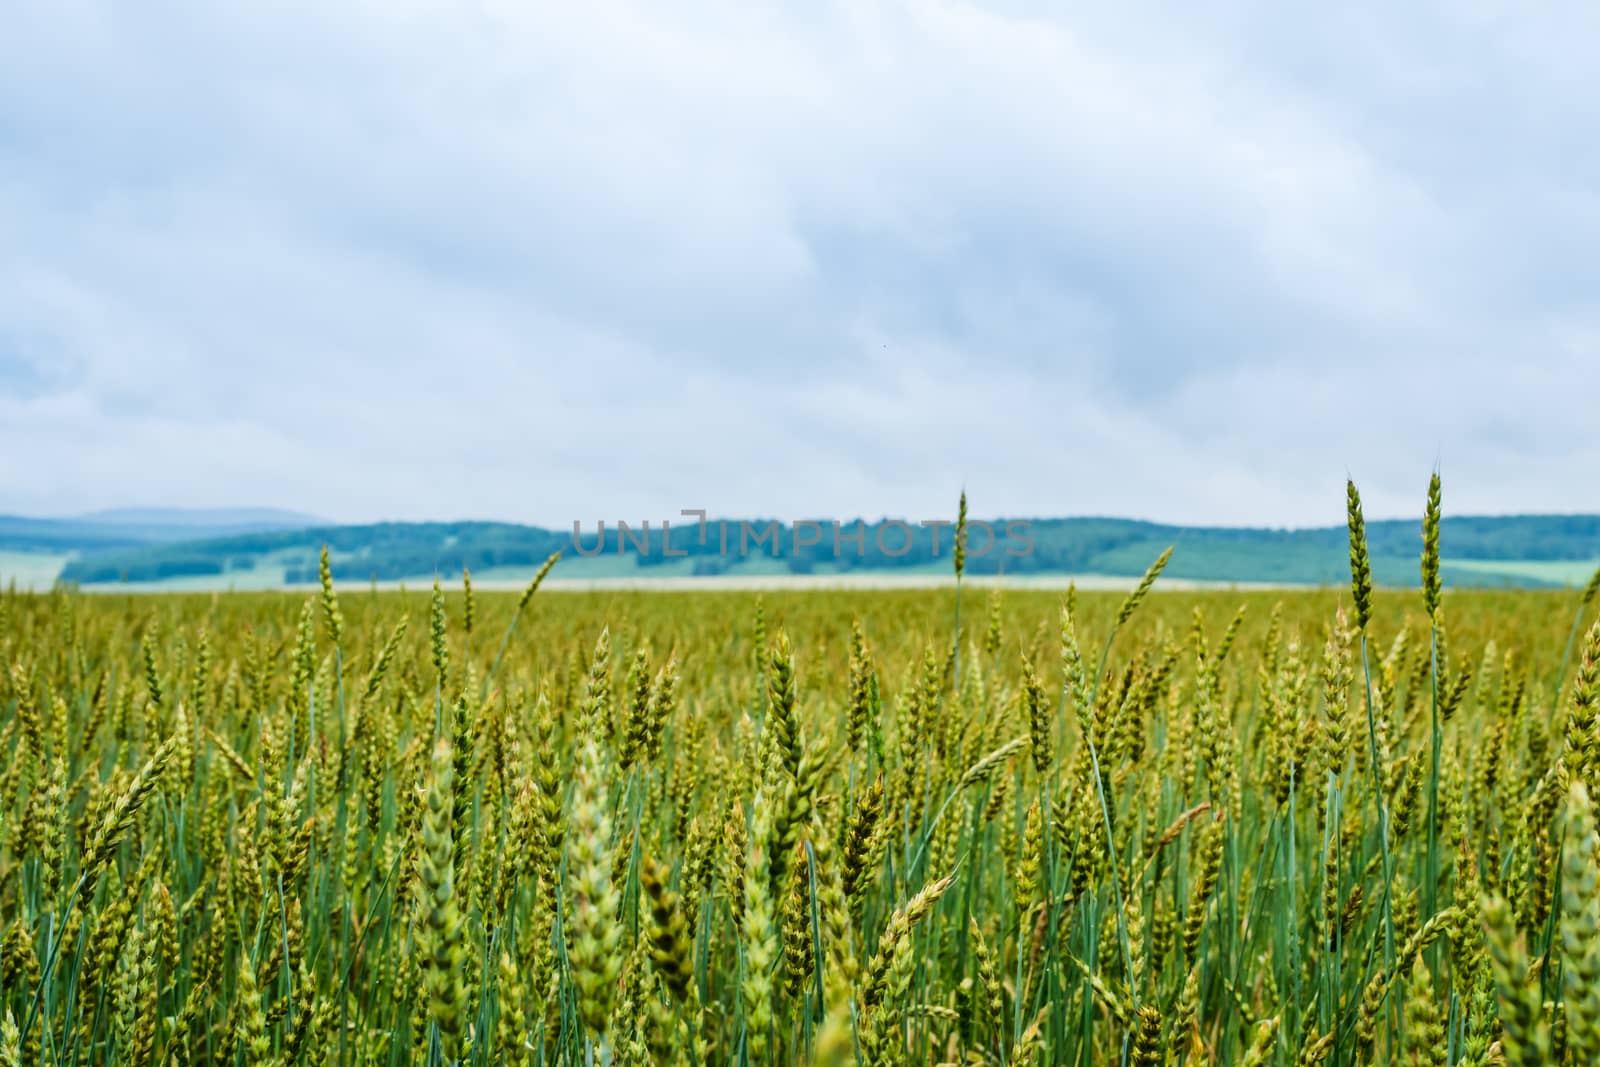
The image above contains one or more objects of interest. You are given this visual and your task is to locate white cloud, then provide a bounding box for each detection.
[2,1,1596,527]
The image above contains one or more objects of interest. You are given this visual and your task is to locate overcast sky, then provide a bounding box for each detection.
[3,2,1597,528]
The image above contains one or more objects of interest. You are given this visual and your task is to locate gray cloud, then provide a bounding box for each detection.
[2,1,1597,527]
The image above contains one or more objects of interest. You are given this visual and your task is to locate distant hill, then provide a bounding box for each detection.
[0,508,327,554]
[41,512,1600,590]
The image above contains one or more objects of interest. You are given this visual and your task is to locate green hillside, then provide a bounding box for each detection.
[34,513,1600,590]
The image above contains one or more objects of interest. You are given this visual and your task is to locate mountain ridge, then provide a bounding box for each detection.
[6,511,1591,590]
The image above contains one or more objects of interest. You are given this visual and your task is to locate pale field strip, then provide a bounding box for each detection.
[7,550,1592,593]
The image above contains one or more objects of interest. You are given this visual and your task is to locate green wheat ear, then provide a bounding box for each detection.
[429,578,449,686]
[954,490,968,580]
[1482,893,1551,1067]
[416,736,466,1060]
[1130,1005,1162,1067]
[1021,653,1051,773]
[566,630,623,1044]
[1422,470,1442,620]
[1346,478,1374,631]
[0,1010,18,1067]
[1558,783,1600,1062]
[518,550,562,612]
[1116,545,1174,630]
[318,544,343,646]
[82,735,179,890]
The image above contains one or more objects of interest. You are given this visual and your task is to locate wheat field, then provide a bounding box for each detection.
[1,480,1598,1066]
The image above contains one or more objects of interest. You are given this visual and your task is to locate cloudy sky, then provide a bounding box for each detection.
[3,1,1597,528]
